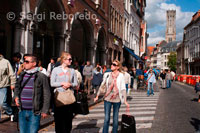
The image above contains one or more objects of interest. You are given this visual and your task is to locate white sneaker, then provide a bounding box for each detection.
[10,115,14,122]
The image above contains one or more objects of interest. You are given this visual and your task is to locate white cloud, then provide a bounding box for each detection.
[145,0,194,45]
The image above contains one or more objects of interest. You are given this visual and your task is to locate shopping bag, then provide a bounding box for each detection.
[73,90,89,115]
[121,107,136,133]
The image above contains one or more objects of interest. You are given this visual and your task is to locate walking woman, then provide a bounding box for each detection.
[51,52,78,133]
[94,60,129,133]
[147,69,156,96]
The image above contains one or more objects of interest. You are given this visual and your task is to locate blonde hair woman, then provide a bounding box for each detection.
[51,52,78,133]
[94,60,129,133]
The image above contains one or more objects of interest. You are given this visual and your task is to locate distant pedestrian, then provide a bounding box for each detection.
[92,67,103,94]
[47,57,57,78]
[170,70,175,81]
[132,67,137,90]
[93,63,102,74]
[160,70,166,89]
[17,54,30,76]
[51,52,78,133]
[146,69,156,96]
[195,79,200,103]
[11,52,22,78]
[166,70,173,88]
[123,67,131,93]
[94,60,129,133]
[0,53,16,117]
[74,66,82,90]
[14,54,51,133]
[102,65,107,74]
[83,61,93,95]
[37,60,47,75]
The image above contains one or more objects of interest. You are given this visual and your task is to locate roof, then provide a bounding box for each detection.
[184,10,200,29]
[161,41,181,53]
[147,46,155,56]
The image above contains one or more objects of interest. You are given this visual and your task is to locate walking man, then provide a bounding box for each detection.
[14,54,51,133]
[166,70,173,88]
[0,53,16,117]
[83,61,93,95]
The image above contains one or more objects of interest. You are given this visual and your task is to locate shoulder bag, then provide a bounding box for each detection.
[54,68,76,107]
[99,73,110,94]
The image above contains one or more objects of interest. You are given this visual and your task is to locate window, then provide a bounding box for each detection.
[115,11,117,33]
[100,0,104,9]
[110,7,113,32]
[168,38,172,42]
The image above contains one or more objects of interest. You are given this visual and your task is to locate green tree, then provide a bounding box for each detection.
[167,52,177,72]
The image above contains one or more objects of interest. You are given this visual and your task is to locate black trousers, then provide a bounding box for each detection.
[54,104,74,133]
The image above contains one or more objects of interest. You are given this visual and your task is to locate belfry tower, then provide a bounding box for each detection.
[166,10,176,43]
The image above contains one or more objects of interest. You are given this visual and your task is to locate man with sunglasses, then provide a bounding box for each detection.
[14,54,51,133]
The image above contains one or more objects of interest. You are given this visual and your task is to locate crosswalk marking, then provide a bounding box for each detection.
[73,116,154,126]
[72,92,160,132]
[72,123,153,133]
[90,106,156,112]
[75,111,155,119]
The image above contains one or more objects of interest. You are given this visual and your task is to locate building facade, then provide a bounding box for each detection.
[108,0,124,65]
[0,0,146,68]
[176,42,185,74]
[160,41,180,70]
[184,10,200,75]
[166,10,176,43]
[123,0,146,68]
[1,0,110,67]
[123,0,142,68]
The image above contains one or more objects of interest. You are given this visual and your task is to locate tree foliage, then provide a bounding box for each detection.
[167,52,177,72]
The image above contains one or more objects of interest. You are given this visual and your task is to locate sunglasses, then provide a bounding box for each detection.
[111,63,118,66]
[24,60,33,64]
[64,58,72,61]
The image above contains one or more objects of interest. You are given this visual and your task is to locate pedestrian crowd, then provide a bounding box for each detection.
[0,51,179,133]
[0,51,133,133]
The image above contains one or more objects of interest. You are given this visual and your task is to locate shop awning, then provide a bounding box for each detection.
[123,45,142,62]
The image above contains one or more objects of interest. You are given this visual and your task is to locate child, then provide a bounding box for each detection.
[195,79,200,102]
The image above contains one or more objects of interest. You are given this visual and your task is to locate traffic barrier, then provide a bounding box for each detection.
[193,75,200,86]
[186,75,192,84]
[180,75,184,82]
[180,75,188,83]
[178,75,181,81]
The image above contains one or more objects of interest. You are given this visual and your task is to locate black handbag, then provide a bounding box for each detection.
[73,90,89,115]
[121,114,136,133]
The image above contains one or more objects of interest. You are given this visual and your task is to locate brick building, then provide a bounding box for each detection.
[1,0,110,67]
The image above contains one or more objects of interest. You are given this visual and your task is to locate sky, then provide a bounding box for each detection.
[145,0,200,46]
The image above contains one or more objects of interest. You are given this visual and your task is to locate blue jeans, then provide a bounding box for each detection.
[19,110,41,133]
[147,82,154,96]
[103,100,121,133]
[166,80,171,88]
[0,87,12,115]
[125,84,129,93]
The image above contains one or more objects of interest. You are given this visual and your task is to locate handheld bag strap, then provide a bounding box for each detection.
[147,74,153,83]
[126,106,130,116]
[21,73,34,89]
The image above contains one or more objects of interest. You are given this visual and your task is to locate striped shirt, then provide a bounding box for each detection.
[20,73,35,110]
